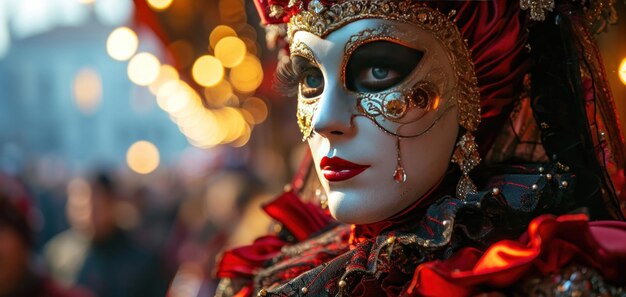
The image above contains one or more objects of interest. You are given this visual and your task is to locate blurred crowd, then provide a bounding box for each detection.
[0,156,284,297]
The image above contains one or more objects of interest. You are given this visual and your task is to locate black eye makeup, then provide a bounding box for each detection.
[345,41,424,93]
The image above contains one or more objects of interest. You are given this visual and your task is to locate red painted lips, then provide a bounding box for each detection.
[320,156,370,182]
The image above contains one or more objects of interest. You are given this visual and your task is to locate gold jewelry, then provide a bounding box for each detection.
[393,137,406,183]
[451,131,481,199]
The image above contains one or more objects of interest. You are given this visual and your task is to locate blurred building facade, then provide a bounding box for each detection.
[0,3,188,176]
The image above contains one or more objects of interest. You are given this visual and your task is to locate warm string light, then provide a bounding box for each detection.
[73,68,102,114]
[106,27,138,61]
[128,52,161,86]
[192,55,224,87]
[126,141,160,174]
[105,0,267,149]
[229,54,264,93]
[149,64,180,95]
[215,36,247,68]
[209,25,237,49]
[619,58,626,86]
[147,0,174,11]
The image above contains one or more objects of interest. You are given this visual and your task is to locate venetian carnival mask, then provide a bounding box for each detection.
[278,0,481,224]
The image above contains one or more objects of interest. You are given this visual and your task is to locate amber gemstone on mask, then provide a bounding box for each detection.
[381,92,407,119]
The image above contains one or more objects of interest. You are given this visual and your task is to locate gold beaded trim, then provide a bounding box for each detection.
[520,0,555,21]
[289,41,319,139]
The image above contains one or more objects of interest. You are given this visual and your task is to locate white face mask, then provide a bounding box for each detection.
[289,19,460,224]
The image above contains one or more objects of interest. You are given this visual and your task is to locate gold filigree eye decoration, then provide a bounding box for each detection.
[356,80,439,123]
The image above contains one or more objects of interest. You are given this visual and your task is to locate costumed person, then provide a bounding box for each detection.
[215,0,626,296]
[0,173,95,297]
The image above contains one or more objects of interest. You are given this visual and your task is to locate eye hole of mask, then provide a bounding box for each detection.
[288,56,325,99]
[345,41,424,93]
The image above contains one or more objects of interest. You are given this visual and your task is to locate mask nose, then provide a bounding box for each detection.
[311,83,355,138]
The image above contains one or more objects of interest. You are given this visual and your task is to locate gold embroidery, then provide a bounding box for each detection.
[290,40,317,65]
[520,0,554,21]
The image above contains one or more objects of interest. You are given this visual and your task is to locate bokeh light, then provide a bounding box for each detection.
[106,27,138,61]
[95,0,135,26]
[230,54,263,93]
[192,55,224,87]
[236,24,258,40]
[204,80,234,107]
[149,64,180,95]
[156,80,191,114]
[128,52,161,86]
[220,107,247,143]
[126,141,160,174]
[180,110,223,148]
[147,0,174,11]
[73,68,102,114]
[242,97,269,124]
[231,123,252,147]
[619,58,626,85]
[218,0,246,25]
[214,36,246,68]
[209,25,237,49]
[240,36,259,56]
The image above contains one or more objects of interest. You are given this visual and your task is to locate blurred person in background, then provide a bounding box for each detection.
[44,171,167,297]
[0,173,94,297]
[166,168,272,297]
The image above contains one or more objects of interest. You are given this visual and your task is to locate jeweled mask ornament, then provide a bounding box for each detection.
[275,0,481,224]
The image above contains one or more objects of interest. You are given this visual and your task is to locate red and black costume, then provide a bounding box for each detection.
[216,1,626,296]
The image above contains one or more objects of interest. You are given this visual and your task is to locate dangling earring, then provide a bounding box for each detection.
[451,131,481,199]
[393,137,407,183]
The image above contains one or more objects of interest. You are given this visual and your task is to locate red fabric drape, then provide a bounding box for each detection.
[407,214,626,296]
